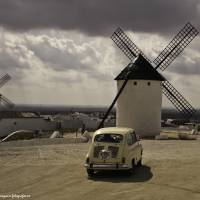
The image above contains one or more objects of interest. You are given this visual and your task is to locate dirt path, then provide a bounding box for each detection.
[0,138,200,200]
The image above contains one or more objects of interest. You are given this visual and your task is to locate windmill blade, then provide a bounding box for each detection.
[111,27,151,62]
[0,74,11,88]
[154,22,199,71]
[97,71,132,129]
[162,80,196,118]
[0,94,15,108]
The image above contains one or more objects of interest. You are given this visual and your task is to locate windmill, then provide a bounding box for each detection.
[0,73,14,108]
[98,22,199,136]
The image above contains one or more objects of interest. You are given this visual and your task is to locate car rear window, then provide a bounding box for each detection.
[94,134,123,143]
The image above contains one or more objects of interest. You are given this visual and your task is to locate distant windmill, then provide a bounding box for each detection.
[0,73,14,108]
[98,22,199,136]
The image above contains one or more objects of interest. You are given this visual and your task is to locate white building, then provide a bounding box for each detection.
[70,113,115,130]
[116,54,165,137]
[0,117,82,138]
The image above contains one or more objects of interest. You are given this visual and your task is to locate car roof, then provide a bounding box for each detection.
[95,127,134,135]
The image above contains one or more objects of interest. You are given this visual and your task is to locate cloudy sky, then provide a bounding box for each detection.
[0,0,200,108]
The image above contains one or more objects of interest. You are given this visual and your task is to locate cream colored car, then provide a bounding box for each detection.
[84,127,143,176]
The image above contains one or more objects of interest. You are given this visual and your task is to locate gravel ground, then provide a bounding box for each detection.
[0,136,200,200]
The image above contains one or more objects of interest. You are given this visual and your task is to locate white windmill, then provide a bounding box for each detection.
[98,22,199,137]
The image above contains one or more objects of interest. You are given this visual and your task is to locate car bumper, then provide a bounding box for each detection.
[84,163,129,170]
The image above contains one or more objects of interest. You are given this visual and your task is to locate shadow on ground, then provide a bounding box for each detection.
[89,165,153,183]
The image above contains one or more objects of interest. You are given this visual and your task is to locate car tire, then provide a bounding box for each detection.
[87,169,94,177]
[132,159,136,171]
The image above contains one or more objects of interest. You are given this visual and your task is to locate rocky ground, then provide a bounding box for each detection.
[0,134,200,200]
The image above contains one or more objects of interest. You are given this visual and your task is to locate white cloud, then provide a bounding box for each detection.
[0,28,120,105]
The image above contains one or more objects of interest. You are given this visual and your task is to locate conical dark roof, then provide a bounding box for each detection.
[115,54,165,81]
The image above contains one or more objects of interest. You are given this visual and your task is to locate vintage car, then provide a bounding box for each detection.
[84,127,143,176]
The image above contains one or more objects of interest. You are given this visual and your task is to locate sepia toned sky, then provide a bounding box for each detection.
[0,0,200,108]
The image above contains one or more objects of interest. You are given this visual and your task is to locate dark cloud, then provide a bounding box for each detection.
[168,55,200,75]
[0,0,199,36]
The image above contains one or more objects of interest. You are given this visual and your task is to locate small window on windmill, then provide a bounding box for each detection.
[133,81,137,86]
[147,82,151,86]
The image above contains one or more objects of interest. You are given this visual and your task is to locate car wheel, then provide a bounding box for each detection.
[87,169,94,177]
[132,159,136,170]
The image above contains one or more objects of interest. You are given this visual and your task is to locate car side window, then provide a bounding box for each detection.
[127,133,133,145]
[131,132,137,144]
[127,132,137,145]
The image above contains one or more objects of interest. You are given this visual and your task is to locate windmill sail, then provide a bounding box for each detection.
[0,94,14,108]
[162,81,196,118]
[154,22,199,71]
[0,74,11,88]
[111,27,151,62]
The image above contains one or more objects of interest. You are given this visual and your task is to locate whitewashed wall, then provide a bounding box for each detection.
[117,80,162,137]
[62,120,82,130]
[74,113,115,130]
[0,118,83,137]
[0,115,116,137]
[0,118,56,137]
